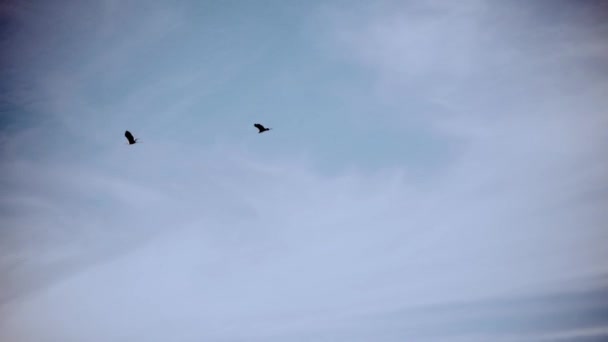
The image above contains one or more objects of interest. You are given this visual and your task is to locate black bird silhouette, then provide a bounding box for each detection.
[254,123,271,133]
[124,130,139,145]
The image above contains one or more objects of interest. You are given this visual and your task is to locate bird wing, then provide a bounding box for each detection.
[125,130,134,142]
[254,123,265,130]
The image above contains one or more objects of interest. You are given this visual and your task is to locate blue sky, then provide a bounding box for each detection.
[1,0,607,341]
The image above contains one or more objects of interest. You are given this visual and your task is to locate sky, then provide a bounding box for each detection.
[1,0,607,341]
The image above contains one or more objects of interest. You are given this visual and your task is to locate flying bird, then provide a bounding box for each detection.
[254,123,271,133]
[124,130,139,145]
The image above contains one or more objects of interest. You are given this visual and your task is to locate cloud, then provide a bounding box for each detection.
[1,0,607,341]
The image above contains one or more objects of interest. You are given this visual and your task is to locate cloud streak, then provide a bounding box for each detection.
[1,0,607,341]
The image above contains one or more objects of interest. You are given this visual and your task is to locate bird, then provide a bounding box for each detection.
[124,130,139,145]
[254,123,271,133]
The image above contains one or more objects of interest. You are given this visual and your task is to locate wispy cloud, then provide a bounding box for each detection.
[1,0,607,341]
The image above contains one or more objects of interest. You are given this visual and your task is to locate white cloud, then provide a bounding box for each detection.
[1,0,607,341]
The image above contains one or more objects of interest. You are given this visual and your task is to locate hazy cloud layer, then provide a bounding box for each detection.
[1,0,607,341]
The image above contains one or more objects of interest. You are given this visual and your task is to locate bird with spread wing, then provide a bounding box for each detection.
[124,130,139,145]
[254,123,271,133]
